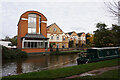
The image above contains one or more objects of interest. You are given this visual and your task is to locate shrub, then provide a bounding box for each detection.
[2,46,28,59]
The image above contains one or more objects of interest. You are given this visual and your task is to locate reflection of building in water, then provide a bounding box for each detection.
[16,60,23,74]
[22,56,49,73]
[3,54,78,76]
[48,54,77,69]
[2,62,17,76]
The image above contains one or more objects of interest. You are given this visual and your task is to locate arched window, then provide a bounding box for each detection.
[39,15,41,34]
[28,13,36,34]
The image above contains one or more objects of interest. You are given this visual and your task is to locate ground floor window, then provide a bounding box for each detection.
[62,44,66,48]
[23,41,48,48]
[64,44,66,48]
[24,42,28,48]
[28,42,30,48]
[45,42,48,49]
[57,44,59,48]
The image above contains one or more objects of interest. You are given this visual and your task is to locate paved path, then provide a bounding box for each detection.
[56,65,120,80]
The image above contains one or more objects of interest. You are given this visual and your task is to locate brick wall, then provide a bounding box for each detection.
[17,11,47,49]
[22,48,50,53]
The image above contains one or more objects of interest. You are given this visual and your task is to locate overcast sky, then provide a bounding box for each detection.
[0,0,118,39]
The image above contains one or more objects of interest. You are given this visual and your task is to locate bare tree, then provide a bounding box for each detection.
[104,0,120,17]
[104,0,120,25]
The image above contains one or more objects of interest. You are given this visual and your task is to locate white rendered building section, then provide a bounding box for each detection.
[0,41,11,48]
[47,33,62,42]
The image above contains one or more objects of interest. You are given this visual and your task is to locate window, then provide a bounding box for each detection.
[83,37,85,40]
[107,51,110,56]
[28,17,36,23]
[62,44,65,48]
[45,42,48,49]
[115,50,118,54]
[24,42,28,48]
[41,42,44,48]
[31,42,34,48]
[57,36,59,40]
[37,42,44,48]
[57,44,59,48]
[64,44,66,48]
[8,43,12,46]
[63,37,65,41]
[38,42,41,48]
[34,42,36,48]
[39,16,41,34]
[53,28,56,32]
[24,42,46,48]
[28,14,36,34]
[28,28,36,33]
[74,36,76,39]
[28,42,30,48]
[51,36,53,40]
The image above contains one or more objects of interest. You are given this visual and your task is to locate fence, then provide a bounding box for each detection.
[50,48,87,52]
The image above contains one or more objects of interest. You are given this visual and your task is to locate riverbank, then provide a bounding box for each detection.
[2,46,28,59]
[50,50,85,55]
[81,68,120,79]
[59,65,120,80]
[2,58,120,80]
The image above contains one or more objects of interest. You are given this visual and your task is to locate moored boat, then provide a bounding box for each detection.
[77,47,120,65]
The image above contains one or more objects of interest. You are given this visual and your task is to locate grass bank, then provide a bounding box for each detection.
[2,46,28,59]
[93,69,120,78]
[50,50,85,55]
[77,69,120,80]
[2,58,120,80]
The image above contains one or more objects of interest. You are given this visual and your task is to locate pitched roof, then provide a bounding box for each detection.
[47,23,56,29]
[23,34,49,39]
[66,31,75,35]
[47,23,63,33]
[77,32,85,37]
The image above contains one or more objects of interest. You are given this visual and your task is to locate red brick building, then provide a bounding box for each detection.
[17,10,50,53]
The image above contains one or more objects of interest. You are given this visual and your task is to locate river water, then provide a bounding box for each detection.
[2,54,78,76]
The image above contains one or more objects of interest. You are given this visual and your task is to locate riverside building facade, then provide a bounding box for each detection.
[47,23,69,48]
[17,11,50,53]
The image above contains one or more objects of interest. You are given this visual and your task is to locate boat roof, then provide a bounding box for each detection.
[88,47,120,50]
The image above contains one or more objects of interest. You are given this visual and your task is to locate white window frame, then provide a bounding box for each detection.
[28,14,36,34]
[53,28,56,32]
[57,36,59,40]
[23,40,49,48]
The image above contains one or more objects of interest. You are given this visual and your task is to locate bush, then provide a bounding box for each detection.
[2,46,28,59]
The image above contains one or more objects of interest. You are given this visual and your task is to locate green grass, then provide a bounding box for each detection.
[2,58,120,80]
[94,69,120,78]
[76,69,120,80]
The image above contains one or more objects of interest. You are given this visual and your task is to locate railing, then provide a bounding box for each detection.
[50,47,87,52]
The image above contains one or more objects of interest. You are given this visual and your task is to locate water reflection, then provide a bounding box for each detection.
[2,54,78,76]
[16,59,22,73]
